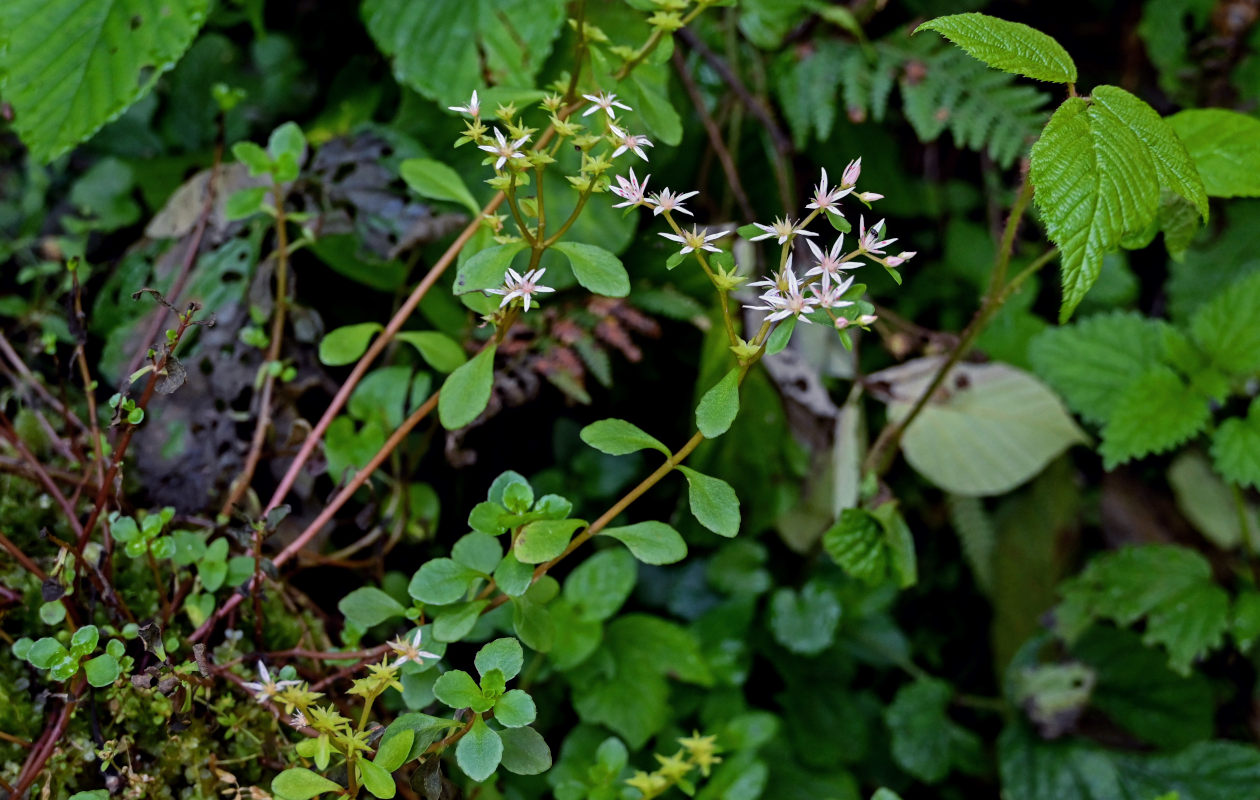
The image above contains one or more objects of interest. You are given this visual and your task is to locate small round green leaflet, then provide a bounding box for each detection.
[915,13,1077,84]
[514,519,586,564]
[551,241,631,297]
[493,689,537,727]
[373,728,414,772]
[357,758,395,799]
[271,767,342,800]
[319,322,383,366]
[83,653,120,687]
[498,727,553,775]
[601,521,687,565]
[434,669,485,709]
[408,558,478,604]
[438,344,497,429]
[579,418,670,457]
[676,465,740,537]
[395,331,468,373]
[399,157,482,215]
[338,586,405,629]
[454,243,527,295]
[696,368,741,438]
[456,717,504,782]
[475,637,524,681]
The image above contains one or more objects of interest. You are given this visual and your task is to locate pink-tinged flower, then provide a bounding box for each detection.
[478,127,530,170]
[858,217,897,255]
[387,629,441,669]
[660,225,729,254]
[610,169,651,208]
[488,268,555,312]
[749,216,818,246]
[242,661,300,703]
[449,90,481,117]
[842,157,862,187]
[857,314,878,326]
[744,258,819,323]
[856,191,884,203]
[805,168,852,216]
[581,91,632,118]
[885,251,916,267]
[804,235,863,289]
[608,124,654,161]
[811,274,856,310]
[651,187,699,216]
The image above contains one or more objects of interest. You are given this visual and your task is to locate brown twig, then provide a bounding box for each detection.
[0,410,85,540]
[0,529,49,580]
[0,332,86,432]
[671,45,755,220]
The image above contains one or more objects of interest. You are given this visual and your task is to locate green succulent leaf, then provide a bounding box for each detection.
[602,521,687,565]
[271,767,342,800]
[676,465,741,537]
[400,158,481,215]
[696,368,741,438]
[551,241,630,298]
[438,344,497,430]
[579,418,671,457]
[455,717,504,782]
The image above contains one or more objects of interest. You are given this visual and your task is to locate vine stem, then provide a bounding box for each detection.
[220,179,294,519]
[189,392,441,642]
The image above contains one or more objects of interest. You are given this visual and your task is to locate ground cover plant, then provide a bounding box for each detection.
[3,0,1260,798]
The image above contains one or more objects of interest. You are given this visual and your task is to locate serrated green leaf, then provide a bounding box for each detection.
[579,418,670,457]
[696,368,741,438]
[514,519,585,564]
[271,767,342,800]
[1212,399,1260,490]
[886,678,982,784]
[999,722,1260,800]
[767,582,841,656]
[319,323,383,367]
[395,331,467,374]
[338,587,405,630]
[1190,272,1260,377]
[872,503,918,589]
[0,0,210,162]
[1055,544,1230,674]
[915,13,1077,83]
[823,509,887,584]
[676,465,741,537]
[453,243,527,296]
[1030,96,1160,321]
[362,0,564,109]
[456,717,504,782]
[1091,85,1208,220]
[400,158,481,215]
[1030,312,1180,425]
[889,362,1087,496]
[1099,366,1209,469]
[498,727,552,775]
[602,521,687,565]
[438,345,497,430]
[551,241,630,298]
[1167,109,1260,198]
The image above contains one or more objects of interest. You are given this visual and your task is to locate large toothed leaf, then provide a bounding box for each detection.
[915,13,1077,84]
[1030,95,1160,321]
[1167,109,1260,198]
[0,0,210,162]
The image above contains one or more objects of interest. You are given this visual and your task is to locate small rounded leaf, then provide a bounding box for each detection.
[271,767,342,800]
[438,345,497,430]
[493,689,537,728]
[319,323,383,367]
[456,717,504,782]
[602,521,687,565]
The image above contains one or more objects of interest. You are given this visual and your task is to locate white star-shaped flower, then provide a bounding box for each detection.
[241,661,300,703]
[387,629,441,669]
[610,169,651,208]
[841,157,862,187]
[659,225,729,254]
[448,90,480,117]
[748,216,818,246]
[608,124,653,161]
[744,258,819,323]
[804,235,863,289]
[811,273,856,310]
[858,217,896,255]
[478,127,530,170]
[650,187,699,217]
[581,91,632,118]
[487,268,556,312]
[805,168,852,216]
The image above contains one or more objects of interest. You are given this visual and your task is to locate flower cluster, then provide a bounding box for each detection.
[626,731,725,799]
